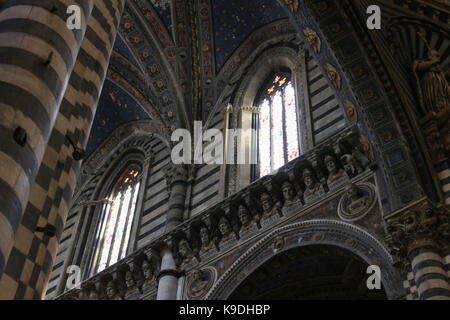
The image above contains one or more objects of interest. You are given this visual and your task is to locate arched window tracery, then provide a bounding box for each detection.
[257,71,300,178]
[89,165,142,276]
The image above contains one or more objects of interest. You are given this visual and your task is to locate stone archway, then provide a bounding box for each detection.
[205,220,405,300]
[228,244,387,300]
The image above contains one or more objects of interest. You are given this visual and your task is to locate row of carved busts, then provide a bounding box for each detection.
[167,131,373,267]
[61,128,373,299]
[63,250,160,300]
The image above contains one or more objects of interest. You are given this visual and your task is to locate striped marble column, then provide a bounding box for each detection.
[409,241,450,300]
[163,164,188,231]
[0,0,126,299]
[156,247,179,300]
[0,0,95,278]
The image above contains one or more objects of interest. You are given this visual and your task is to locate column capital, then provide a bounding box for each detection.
[163,164,188,191]
[384,199,449,264]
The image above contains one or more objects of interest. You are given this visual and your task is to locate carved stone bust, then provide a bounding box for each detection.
[199,226,214,255]
[281,181,301,209]
[125,270,136,289]
[142,260,153,283]
[178,239,194,265]
[325,155,345,185]
[218,216,233,242]
[237,205,254,232]
[105,281,120,300]
[303,168,320,198]
[338,183,376,222]
[187,268,214,299]
[260,192,281,220]
[346,184,369,216]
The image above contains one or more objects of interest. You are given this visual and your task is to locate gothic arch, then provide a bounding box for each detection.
[204,19,298,129]
[205,219,404,300]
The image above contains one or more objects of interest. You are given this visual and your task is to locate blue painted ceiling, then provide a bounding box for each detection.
[113,33,141,71]
[86,0,287,155]
[212,0,287,70]
[151,0,172,34]
[86,79,150,155]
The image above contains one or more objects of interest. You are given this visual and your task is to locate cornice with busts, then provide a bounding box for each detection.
[58,125,381,300]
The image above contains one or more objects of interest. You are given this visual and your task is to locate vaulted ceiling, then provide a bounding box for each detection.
[84,0,291,156]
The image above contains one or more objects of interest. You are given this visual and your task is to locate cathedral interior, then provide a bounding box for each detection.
[0,0,449,301]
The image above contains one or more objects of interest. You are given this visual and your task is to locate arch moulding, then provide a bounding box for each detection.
[205,219,405,300]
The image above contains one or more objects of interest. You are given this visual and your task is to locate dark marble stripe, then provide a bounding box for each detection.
[312,104,340,122]
[145,187,166,202]
[0,18,74,71]
[137,222,165,241]
[0,81,50,137]
[191,191,219,210]
[143,197,169,216]
[84,26,109,62]
[103,0,120,30]
[409,246,442,259]
[420,287,450,300]
[310,83,330,97]
[91,5,114,44]
[2,0,85,44]
[415,272,448,288]
[0,124,38,182]
[412,259,443,274]
[0,178,22,233]
[194,166,220,185]
[192,180,219,198]
[311,94,335,111]
[140,210,167,228]
[314,116,345,135]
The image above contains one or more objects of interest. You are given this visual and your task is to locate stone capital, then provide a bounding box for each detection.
[384,199,449,263]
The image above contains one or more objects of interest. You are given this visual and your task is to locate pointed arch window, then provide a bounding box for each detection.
[257,71,300,178]
[90,165,142,276]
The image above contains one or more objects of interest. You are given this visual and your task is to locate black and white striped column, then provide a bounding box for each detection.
[0,0,95,277]
[164,165,188,231]
[409,241,450,300]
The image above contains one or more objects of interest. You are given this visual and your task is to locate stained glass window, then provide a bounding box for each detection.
[90,166,142,276]
[257,72,300,178]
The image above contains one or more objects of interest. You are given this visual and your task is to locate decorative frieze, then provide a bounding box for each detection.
[59,126,376,299]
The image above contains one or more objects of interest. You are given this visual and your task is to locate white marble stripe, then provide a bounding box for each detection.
[0,5,79,61]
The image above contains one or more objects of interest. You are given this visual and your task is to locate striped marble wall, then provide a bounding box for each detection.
[135,139,170,248]
[305,53,347,145]
[189,109,224,217]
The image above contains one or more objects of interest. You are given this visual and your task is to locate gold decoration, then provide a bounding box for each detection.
[414,32,450,116]
[326,63,341,89]
[360,135,374,161]
[283,0,299,12]
[303,27,321,53]
[344,100,358,124]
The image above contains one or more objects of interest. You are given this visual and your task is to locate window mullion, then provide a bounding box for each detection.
[281,88,289,165]
[118,183,137,260]
[90,201,111,275]
[106,192,125,267]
